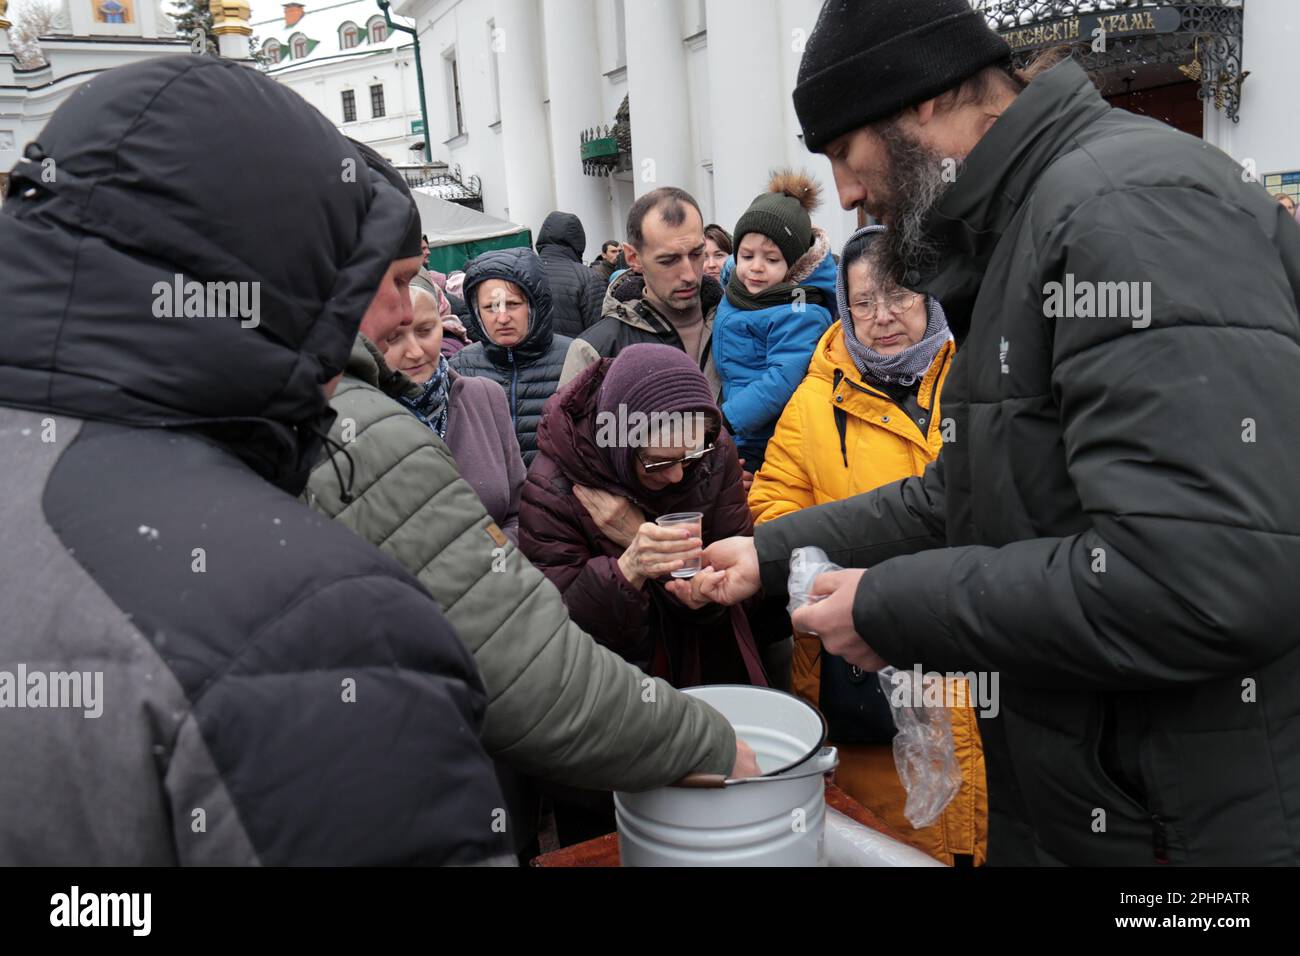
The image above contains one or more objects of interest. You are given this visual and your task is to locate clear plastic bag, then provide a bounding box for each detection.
[878,664,961,828]
[787,547,961,829]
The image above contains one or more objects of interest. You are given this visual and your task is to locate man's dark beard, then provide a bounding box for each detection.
[869,120,960,287]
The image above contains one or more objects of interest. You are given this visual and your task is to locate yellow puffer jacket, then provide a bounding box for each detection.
[750,322,988,866]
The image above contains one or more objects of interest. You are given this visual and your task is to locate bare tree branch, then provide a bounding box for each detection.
[10,0,63,69]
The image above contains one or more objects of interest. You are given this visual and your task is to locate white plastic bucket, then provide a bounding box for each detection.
[615,685,839,867]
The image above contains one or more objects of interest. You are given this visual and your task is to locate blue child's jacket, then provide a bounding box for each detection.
[712,230,838,457]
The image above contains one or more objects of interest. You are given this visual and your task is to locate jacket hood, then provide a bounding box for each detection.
[807,322,850,386]
[0,56,413,494]
[535,359,722,512]
[600,269,725,332]
[790,227,836,288]
[536,211,587,262]
[462,246,556,365]
[601,268,647,319]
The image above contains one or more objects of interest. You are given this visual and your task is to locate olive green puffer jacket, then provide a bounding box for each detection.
[306,337,736,791]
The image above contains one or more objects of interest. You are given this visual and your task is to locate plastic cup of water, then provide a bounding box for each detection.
[656,512,703,578]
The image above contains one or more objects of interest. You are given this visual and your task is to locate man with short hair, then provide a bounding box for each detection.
[674,0,1300,866]
[561,187,724,396]
[591,239,621,282]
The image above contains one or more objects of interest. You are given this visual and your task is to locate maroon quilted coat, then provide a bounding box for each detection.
[519,358,766,689]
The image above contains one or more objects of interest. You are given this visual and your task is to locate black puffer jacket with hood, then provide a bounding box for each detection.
[535,211,605,338]
[0,56,509,866]
[452,246,573,464]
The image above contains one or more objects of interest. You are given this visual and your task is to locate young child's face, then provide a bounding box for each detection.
[735,233,789,295]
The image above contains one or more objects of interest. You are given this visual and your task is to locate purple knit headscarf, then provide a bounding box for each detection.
[596,344,720,493]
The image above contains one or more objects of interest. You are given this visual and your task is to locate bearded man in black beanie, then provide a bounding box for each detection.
[672,0,1300,866]
[795,0,1017,286]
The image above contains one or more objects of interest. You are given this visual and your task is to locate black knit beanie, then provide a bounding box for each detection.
[793,0,1012,153]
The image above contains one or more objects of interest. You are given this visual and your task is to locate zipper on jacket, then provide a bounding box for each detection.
[507,348,519,429]
[831,369,849,468]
